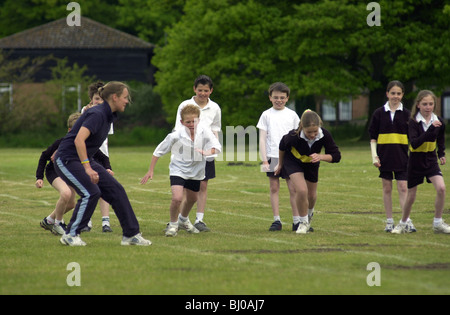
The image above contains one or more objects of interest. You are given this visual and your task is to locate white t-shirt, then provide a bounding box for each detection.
[257,107,300,158]
[153,124,222,180]
[174,97,221,133]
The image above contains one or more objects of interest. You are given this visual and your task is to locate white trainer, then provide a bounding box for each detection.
[391,222,407,234]
[433,221,450,234]
[296,221,310,234]
[165,223,178,237]
[178,218,199,234]
[121,233,152,246]
[60,233,87,246]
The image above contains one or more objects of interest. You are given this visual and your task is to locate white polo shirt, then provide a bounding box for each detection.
[153,124,222,180]
[174,97,222,133]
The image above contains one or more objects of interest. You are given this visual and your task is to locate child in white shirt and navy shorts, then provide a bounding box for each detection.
[141,104,222,237]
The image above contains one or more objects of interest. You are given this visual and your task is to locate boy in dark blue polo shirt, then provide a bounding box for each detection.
[55,81,151,246]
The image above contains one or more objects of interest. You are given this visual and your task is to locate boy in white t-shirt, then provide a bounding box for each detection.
[141,105,222,237]
[257,82,300,231]
[173,75,221,232]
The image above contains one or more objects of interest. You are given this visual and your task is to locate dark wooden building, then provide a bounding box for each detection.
[0,17,155,83]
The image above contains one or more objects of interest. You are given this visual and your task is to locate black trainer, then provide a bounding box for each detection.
[269,220,282,231]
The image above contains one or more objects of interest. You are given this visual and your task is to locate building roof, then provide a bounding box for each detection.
[0,16,153,50]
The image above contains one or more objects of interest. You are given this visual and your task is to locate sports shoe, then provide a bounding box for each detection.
[433,221,450,234]
[293,222,314,232]
[194,221,210,232]
[384,221,395,232]
[52,223,66,236]
[178,218,199,233]
[60,233,87,246]
[165,223,178,237]
[121,233,152,246]
[406,219,417,233]
[269,220,282,231]
[102,225,113,233]
[40,217,53,231]
[391,222,407,234]
[296,221,310,234]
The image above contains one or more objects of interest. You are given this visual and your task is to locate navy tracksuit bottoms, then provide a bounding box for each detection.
[55,157,140,237]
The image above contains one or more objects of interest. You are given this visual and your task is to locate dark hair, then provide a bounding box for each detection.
[386,80,404,93]
[194,75,213,89]
[268,82,290,97]
[88,81,104,100]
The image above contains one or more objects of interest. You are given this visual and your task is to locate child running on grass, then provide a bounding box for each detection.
[276,109,341,234]
[140,104,222,237]
[368,80,411,232]
[36,112,81,235]
[392,90,450,234]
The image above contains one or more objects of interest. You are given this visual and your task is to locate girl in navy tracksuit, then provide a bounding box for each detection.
[276,109,341,234]
[54,81,151,246]
[392,90,450,234]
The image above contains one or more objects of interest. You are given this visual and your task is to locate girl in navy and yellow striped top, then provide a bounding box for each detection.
[368,81,410,232]
[277,110,341,234]
[392,90,450,234]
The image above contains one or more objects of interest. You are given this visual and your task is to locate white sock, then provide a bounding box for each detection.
[46,216,55,224]
[293,216,301,224]
[386,218,394,224]
[178,214,188,222]
[308,208,314,216]
[102,216,110,226]
[274,215,281,222]
[300,215,309,224]
[196,213,204,223]
[433,217,443,226]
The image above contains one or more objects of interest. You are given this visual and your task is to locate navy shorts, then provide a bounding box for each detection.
[407,167,443,189]
[204,160,216,181]
[265,158,280,178]
[45,167,58,185]
[379,170,407,181]
[282,158,319,183]
[170,176,201,192]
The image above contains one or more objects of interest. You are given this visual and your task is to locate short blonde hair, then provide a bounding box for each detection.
[67,112,82,128]
[180,104,201,121]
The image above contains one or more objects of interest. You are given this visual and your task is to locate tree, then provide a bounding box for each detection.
[153,0,450,137]
[153,0,288,127]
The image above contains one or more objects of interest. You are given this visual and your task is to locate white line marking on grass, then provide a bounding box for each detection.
[0,194,51,206]
[0,211,40,222]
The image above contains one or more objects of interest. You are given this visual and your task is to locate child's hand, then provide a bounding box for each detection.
[432,120,442,128]
[195,148,216,156]
[440,156,446,165]
[35,179,43,188]
[373,156,381,168]
[140,172,153,184]
[310,153,321,163]
[274,163,281,176]
[107,169,114,176]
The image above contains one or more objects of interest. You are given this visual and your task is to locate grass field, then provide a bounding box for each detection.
[1,145,449,295]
